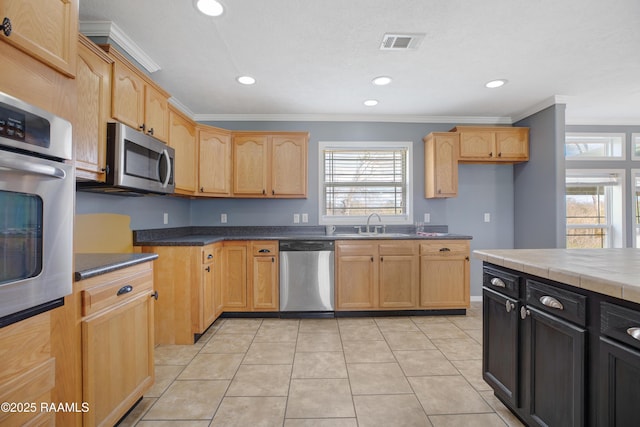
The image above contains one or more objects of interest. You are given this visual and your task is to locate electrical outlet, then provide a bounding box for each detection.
[484,213,491,223]
[424,213,431,223]
[293,213,300,224]
[163,212,169,224]
[221,213,227,223]
[301,213,309,223]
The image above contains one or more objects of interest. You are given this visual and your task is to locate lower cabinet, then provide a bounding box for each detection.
[79,261,156,427]
[336,239,466,311]
[483,264,588,427]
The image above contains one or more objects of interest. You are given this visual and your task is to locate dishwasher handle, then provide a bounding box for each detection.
[279,240,335,251]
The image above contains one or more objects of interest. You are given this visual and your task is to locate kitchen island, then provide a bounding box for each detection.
[474,248,640,427]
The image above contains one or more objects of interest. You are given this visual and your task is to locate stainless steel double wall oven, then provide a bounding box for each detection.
[0,91,73,327]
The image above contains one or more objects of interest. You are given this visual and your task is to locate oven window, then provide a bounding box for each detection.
[0,191,43,285]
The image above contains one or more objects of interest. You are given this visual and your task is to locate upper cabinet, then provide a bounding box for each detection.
[102,45,170,143]
[0,0,78,77]
[454,126,529,162]
[232,132,308,198]
[424,132,459,198]
[198,125,232,197]
[168,105,197,195]
[74,34,112,182]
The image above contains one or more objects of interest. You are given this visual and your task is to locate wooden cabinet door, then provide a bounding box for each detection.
[251,254,279,310]
[202,260,216,331]
[169,106,197,194]
[424,132,458,198]
[525,308,585,427]
[0,0,78,76]
[223,242,248,310]
[198,126,232,196]
[213,244,225,317]
[482,288,520,408]
[144,84,169,142]
[420,256,469,309]
[232,134,269,196]
[459,130,495,160]
[336,241,377,310]
[271,134,308,197]
[75,35,111,181]
[111,58,145,130]
[82,292,154,427]
[379,254,418,308]
[496,128,529,160]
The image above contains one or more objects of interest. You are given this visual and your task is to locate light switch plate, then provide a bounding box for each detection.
[484,213,491,222]
[163,212,169,224]
[424,213,430,223]
[293,214,300,223]
[221,213,227,223]
[301,213,309,223]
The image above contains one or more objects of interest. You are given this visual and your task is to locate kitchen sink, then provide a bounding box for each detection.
[333,232,413,238]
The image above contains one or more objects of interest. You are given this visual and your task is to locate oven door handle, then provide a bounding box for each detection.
[0,157,66,179]
[159,149,171,188]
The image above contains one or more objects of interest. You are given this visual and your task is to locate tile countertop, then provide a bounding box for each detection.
[473,248,640,304]
[75,253,159,281]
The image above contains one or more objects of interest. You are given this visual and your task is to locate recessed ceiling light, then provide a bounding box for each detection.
[372,76,392,86]
[196,0,224,17]
[364,99,378,107]
[485,79,508,88]
[237,76,256,85]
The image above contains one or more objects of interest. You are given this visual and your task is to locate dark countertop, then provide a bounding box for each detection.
[75,253,159,281]
[132,226,472,247]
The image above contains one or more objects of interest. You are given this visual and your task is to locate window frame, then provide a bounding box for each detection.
[632,169,640,248]
[565,169,626,249]
[632,134,640,161]
[565,132,626,161]
[318,141,413,226]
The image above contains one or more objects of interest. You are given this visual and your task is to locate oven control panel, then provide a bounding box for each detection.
[0,104,26,141]
[0,101,50,148]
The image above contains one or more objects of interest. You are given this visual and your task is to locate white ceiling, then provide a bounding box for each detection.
[78,0,640,125]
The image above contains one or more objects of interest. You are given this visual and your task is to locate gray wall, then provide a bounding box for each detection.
[513,105,567,248]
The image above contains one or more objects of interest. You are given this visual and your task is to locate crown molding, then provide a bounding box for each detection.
[193,113,513,124]
[510,95,569,123]
[79,21,161,73]
[168,97,196,118]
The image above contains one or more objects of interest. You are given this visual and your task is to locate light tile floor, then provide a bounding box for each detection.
[118,302,525,427]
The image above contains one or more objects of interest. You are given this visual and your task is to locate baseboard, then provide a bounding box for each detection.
[470,295,483,302]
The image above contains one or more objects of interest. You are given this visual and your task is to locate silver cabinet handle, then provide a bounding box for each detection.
[520,306,530,320]
[539,295,564,310]
[490,277,506,288]
[627,327,640,341]
[505,300,515,313]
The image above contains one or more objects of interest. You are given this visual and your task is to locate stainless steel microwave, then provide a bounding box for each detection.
[78,122,175,195]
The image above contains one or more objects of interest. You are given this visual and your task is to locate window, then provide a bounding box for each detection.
[633,134,640,160]
[565,133,625,160]
[319,141,412,225]
[565,170,625,248]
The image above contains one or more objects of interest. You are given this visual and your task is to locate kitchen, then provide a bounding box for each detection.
[1,0,640,426]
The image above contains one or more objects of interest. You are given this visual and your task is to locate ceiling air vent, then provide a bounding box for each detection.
[380,33,425,50]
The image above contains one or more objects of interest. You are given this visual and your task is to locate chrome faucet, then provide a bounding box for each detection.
[366,213,382,233]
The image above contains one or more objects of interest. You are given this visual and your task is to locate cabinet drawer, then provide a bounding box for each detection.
[81,268,153,317]
[336,241,377,256]
[420,240,468,256]
[379,241,417,256]
[526,279,586,327]
[251,241,278,256]
[483,266,521,299]
[601,302,640,352]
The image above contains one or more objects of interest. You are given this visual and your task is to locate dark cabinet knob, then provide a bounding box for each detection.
[148,127,154,135]
[1,17,12,37]
[151,291,159,300]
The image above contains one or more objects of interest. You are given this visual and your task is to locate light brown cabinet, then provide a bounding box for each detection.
[419,240,470,309]
[250,241,279,311]
[168,105,197,194]
[198,125,232,196]
[74,34,112,182]
[223,241,279,311]
[336,240,418,310]
[424,132,459,198]
[0,0,78,77]
[141,244,222,344]
[79,261,155,427]
[232,132,308,198]
[454,126,529,162]
[103,45,170,143]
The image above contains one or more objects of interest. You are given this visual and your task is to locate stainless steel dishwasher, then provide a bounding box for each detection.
[279,240,334,313]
